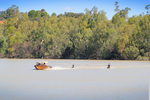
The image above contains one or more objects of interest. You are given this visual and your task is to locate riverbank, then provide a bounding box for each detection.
[0,57,150,61]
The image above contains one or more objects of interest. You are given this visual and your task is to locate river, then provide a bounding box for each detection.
[0,59,150,100]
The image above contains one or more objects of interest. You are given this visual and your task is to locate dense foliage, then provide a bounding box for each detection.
[0,4,150,60]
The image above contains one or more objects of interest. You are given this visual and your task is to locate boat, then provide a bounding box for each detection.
[34,61,52,70]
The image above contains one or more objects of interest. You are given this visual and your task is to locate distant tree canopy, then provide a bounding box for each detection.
[58,12,84,18]
[0,3,149,60]
[51,13,57,17]
[0,5,19,19]
[28,9,49,18]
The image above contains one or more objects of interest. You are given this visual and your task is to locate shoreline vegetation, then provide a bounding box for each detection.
[0,2,150,60]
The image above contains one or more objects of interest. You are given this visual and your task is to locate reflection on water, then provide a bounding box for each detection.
[0,59,150,100]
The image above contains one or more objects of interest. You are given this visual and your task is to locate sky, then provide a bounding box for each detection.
[0,0,149,20]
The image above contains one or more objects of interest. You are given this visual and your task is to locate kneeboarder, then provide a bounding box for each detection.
[72,64,74,68]
[107,63,110,69]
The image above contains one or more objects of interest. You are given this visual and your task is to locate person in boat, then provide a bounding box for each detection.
[72,64,74,68]
[35,61,52,70]
[107,63,110,69]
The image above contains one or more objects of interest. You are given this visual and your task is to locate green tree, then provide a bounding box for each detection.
[35,10,41,17]
[0,24,7,57]
[122,46,139,60]
[114,1,120,12]
[41,9,46,12]
[6,5,19,18]
[52,13,56,17]
[145,4,150,14]
[20,12,28,21]
[28,10,36,18]
[41,12,48,17]
[0,11,7,19]
[119,7,131,18]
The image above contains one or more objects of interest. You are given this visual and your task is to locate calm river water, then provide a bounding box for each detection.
[0,59,150,100]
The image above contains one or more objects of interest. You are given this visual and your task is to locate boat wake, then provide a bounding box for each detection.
[46,66,72,70]
[45,66,113,70]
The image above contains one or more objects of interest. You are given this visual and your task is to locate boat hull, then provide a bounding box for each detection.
[34,64,52,70]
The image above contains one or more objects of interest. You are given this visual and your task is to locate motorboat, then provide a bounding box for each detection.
[34,61,52,70]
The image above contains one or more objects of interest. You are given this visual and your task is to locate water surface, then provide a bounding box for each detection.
[0,59,150,100]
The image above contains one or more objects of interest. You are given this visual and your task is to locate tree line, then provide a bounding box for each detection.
[0,3,150,60]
